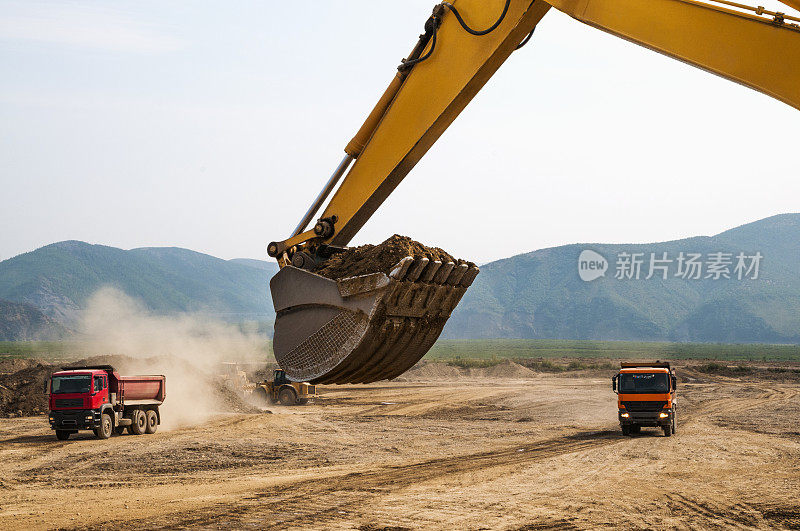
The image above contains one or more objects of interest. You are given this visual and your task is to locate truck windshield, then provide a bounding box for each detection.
[51,375,91,394]
[619,373,669,393]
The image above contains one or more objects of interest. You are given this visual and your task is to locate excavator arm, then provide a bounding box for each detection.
[269,0,800,261]
[269,0,554,263]
[268,0,800,384]
[548,0,800,111]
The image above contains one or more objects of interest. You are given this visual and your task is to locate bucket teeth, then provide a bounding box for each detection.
[432,262,455,283]
[406,257,429,282]
[270,257,480,384]
[389,256,415,280]
[420,260,442,282]
[447,263,469,285]
[460,266,480,287]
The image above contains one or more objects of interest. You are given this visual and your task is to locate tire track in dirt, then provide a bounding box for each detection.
[665,494,765,529]
[665,381,800,529]
[83,430,624,530]
[60,377,800,530]
[679,379,798,426]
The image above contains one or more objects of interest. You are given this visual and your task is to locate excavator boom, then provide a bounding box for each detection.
[548,0,800,111]
[269,0,800,384]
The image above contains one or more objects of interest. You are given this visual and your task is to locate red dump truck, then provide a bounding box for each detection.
[47,365,166,440]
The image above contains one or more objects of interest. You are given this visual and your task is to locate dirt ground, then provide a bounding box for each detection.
[1,364,799,530]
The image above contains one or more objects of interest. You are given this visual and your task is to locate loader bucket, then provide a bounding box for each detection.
[270,257,479,384]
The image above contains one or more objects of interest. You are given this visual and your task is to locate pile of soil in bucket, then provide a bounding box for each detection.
[315,234,474,280]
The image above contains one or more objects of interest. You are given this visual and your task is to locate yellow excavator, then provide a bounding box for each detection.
[267,0,800,385]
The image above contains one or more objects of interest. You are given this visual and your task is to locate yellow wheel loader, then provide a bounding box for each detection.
[267,0,800,385]
[253,369,317,406]
[218,362,250,395]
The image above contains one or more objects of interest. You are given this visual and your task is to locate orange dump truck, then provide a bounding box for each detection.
[612,361,677,437]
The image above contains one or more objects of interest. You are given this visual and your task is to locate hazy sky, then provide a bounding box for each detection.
[2,1,799,264]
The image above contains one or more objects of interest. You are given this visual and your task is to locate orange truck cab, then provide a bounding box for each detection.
[612,361,677,437]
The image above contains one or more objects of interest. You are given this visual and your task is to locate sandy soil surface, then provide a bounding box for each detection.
[1,366,799,530]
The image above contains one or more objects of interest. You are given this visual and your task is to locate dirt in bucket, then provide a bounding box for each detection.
[314,234,474,280]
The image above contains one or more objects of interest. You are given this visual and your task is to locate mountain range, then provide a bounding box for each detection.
[0,299,71,341]
[0,241,278,338]
[444,213,800,343]
[0,214,798,343]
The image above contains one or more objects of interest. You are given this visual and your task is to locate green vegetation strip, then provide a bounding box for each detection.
[445,357,616,372]
[0,341,92,359]
[426,339,800,361]
[0,341,274,360]
[3,339,799,362]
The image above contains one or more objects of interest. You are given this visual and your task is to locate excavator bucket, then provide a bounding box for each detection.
[270,257,479,384]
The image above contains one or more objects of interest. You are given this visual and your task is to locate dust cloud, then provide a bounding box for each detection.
[79,287,268,429]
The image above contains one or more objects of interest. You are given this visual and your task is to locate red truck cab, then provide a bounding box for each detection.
[612,361,677,437]
[47,365,165,441]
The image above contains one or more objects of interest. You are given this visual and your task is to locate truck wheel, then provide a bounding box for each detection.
[279,388,297,406]
[129,409,146,435]
[663,425,672,437]
[145,410,158,434]
[94,413,113,439]
[55,430,70,441]
[672,412,677,435]
[621,425,631,436]
[254,387,269,406]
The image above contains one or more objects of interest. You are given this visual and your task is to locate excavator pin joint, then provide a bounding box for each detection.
[313,216,338,238]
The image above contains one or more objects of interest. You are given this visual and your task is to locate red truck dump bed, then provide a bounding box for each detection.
[118,375,166,403]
